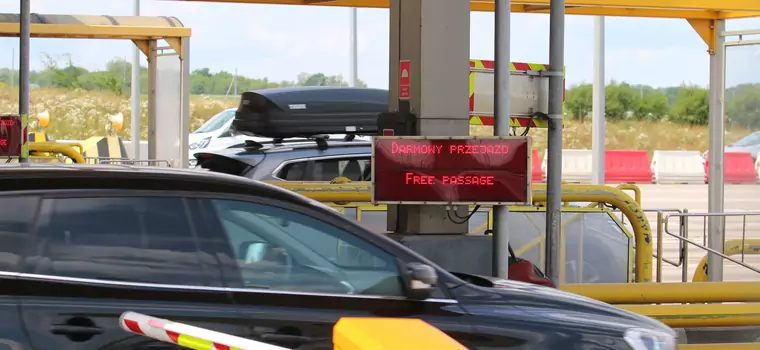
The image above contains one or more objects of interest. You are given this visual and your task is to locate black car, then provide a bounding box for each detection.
[0,164,673,349]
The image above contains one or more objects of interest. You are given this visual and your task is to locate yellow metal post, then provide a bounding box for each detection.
[29,142,86,164]
[561,281,760,304]
[692,239,760,282]
[618,303,760,328]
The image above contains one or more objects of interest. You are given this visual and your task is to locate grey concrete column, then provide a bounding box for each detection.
[387,0,470,234]
[707,19,726,282]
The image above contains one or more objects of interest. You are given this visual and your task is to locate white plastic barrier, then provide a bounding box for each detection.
[121,140,149,160]
[651,150,705,184]
[542,149,593,183]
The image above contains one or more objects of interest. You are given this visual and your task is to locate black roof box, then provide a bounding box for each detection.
[232,86,387,139]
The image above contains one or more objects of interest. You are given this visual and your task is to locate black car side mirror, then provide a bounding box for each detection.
[402,262,438,300]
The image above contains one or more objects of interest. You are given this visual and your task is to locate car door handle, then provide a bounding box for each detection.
[50,325,104,336]
[261,333,313,344]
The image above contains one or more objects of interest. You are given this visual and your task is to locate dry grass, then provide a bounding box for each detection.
[471,120,750,156]
[0,86,751,154]
[0,87,236,140]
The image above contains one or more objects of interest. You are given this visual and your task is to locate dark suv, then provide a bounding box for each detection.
[194,137,372,182]
[0,164,674,349]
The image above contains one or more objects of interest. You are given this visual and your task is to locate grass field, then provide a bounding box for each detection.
[0,86,751,155]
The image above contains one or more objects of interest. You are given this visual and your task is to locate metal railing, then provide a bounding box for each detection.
[617,208,686,282]
[662,212,760,282]
[96,158,174,167]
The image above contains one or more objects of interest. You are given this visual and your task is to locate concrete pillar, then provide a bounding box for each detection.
[707,19,726,282]
[387,0,470,234]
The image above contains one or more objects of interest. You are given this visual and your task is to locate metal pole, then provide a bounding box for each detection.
[545,0,565,286]
[591,16,605,185]
[10,47,15,89]
[19,0,30,163]
[707,19,726,282]
[349,8,359,87]
[492,0,511,279]
[233,68,238,97]
[131,0,141,160]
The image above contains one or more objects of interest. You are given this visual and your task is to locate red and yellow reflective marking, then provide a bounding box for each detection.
[21,114,29,158]
[468,59,563,128]
[172,332,245,350]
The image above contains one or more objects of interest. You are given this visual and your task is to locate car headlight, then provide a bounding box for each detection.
[190,137,211,150]
[624,328,676,350]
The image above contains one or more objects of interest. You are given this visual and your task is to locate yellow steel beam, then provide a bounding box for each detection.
[177,0,760,19]
[29,142,85,164]
[0,23,191,40]
[619,303,760,328]
[688,19,717,54]
[509,0,760,12]
[561,282,760,304]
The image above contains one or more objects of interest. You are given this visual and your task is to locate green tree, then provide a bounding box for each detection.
[604,81,639,120]
[636,89,670,120]
[671,84,709,125]
[726,83,760,128]
[564,83,592,121]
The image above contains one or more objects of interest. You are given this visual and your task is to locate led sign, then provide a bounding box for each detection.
[372,136,532,204]
[0,114,23,158]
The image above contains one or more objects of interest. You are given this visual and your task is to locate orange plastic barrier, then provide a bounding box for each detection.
[532,149,544,183]
[705,152,757,184]
[605,150,653,183]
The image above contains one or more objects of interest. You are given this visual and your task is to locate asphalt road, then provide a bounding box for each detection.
[632,184,760,282]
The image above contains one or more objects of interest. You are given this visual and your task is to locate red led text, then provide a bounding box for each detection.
[0,139,8,147]
[405,172,495,186]
[390,141,508,155]
[0,120,15,127]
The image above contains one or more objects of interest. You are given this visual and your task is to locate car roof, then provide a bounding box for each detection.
[0,163,313,205]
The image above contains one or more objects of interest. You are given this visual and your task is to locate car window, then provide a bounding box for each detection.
[277,161,308,180]
[210,199,404,296]
[30,196,212,286]
[278,157,371,181]
[0,196,39,272]
[194,109,235,134]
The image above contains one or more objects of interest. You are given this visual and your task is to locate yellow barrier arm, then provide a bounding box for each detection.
[333,318,466,350]
[269,182,653,283]
[692,239,760,282]
[30,142,86,164]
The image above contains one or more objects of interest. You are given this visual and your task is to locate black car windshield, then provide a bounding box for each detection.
[193,109,235,134]
[732,131,760,147]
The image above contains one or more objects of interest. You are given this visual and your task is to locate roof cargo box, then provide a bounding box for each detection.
[232,86,387,139]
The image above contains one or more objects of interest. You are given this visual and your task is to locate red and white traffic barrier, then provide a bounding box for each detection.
[119,311,289,350]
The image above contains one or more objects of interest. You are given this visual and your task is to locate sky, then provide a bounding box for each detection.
[2,0,760,89]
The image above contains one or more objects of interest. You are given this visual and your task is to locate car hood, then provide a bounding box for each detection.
[725,146,758,154]
[452,281,671,333]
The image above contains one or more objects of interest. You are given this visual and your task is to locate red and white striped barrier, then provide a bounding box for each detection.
[119,311,289,350]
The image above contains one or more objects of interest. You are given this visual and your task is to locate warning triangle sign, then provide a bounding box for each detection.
[401,69,409,78]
